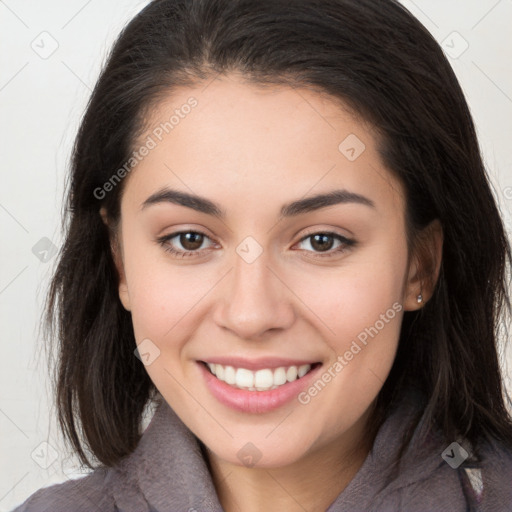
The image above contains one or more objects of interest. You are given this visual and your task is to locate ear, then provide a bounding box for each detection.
[403,219,443,311]
[100,207,131,312]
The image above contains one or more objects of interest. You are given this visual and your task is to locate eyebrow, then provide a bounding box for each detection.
[140,187,375,218]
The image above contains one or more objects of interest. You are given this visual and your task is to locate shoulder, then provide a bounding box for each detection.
[471,436,512,509]
[369,391,512,510]
[11,468,114,512]
[400,436,512,511]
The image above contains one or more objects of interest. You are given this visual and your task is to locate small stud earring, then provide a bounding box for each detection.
[416,294,423,304]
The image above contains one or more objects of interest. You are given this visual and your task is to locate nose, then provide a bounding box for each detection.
[212,248,296,340]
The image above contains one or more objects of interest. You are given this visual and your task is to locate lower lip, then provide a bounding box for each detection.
[198,361,322,414]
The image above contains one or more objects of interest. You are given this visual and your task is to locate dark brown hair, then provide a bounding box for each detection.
[45,0,512,470]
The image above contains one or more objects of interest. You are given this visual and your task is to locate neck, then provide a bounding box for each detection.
[204,408,375,512]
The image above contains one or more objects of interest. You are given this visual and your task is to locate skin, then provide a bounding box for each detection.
[105,73,442,512]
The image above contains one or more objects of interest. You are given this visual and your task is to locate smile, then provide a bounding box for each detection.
[204,362,314,391]
[198,359,322,413]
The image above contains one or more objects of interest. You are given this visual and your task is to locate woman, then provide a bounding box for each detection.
[13,0,512,510]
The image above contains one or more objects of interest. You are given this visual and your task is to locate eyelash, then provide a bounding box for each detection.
[156,230,356,259]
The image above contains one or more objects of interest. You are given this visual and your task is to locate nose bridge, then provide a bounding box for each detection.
[213,241,295,338]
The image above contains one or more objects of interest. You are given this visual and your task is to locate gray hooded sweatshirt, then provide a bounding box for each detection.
[12,390,512,511]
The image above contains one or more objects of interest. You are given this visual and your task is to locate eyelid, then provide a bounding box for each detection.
[290,223,348,239]
[295,225,354,240]
[157,229,217,253]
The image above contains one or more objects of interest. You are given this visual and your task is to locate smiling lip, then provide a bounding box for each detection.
[198,360,322,414]
[199,356,319,371]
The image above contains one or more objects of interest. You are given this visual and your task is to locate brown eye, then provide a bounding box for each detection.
[157,230,216,258]
[296,232,355,258]
[179,232,204,251]
[309,234,335,252]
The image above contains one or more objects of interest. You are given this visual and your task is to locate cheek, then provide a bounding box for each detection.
[120,229,198,342]
[289,242,406,408]
[290,241,407,345]
[125,264,202,342]
[294,245,406,428]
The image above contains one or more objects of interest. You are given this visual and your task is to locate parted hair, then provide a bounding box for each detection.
[45,0,512,470]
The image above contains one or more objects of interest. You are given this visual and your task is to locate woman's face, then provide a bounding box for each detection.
[113,74,424,468]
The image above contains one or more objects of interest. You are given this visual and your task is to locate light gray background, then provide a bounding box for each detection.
[1,0,511,510]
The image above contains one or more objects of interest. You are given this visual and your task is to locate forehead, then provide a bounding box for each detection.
[123,75,404,219]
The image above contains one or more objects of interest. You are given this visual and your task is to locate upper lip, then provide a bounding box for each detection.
[199,357,321,371]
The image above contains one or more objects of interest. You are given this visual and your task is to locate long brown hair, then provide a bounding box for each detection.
[45,0,512,469]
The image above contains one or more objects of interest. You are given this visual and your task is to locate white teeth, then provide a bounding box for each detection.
[215,364,225,380]
[206,363,313,391]
[254,369,273,389]
[298,364,310,378]
[224,365,236,385]
[286,366,298,382]
[273,367,287,386]
[236,368,254,388]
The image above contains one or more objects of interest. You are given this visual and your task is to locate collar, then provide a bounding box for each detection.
[108,389,502,511]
